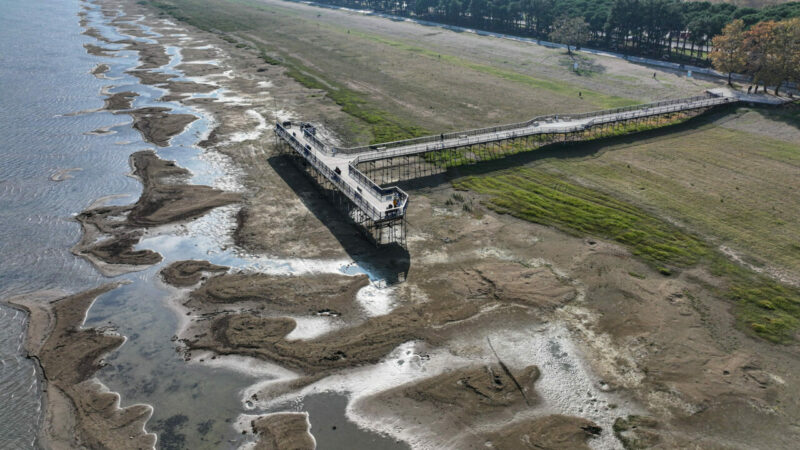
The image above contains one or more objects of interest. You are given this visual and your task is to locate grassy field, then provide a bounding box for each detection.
[450,104,800,342]
[537,109,800,278]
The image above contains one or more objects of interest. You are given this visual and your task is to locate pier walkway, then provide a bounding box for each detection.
[274,89,787,245]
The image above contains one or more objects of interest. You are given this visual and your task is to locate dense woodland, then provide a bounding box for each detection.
[317,0,800,64]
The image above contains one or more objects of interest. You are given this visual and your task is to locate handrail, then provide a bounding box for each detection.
[274,94,735,223]
[348,155,409,215]
[276,122,407,221]
[333,93,720,155]
[302,126,329,153]
[351,95,734,163]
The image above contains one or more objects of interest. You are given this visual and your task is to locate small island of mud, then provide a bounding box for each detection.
[160,259,229,287]
[104,91,138,111]
[91,63,110,78]
[126,107,197,147]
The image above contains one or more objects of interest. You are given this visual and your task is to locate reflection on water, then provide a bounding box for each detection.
[1,0,408,448]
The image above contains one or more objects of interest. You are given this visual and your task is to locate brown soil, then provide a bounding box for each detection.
[121,40,170,70]
[73,150,239,275]
[482,415,601,449]
[250,413,315,450]
[380,363,540,427]
[185,272,369,316]
[160,80,218,94]
[181,260,572,380]
[83,43,115,57]
[7,285,156,450]
[126,107,197,147]
[83,26,112,43]
[127,69,177,85]
[91,63,110,78]
[104,91,138,111]
[160,260,229,287]
[174,63,223,76]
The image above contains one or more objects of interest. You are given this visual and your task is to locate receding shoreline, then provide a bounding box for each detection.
[7,285,157,450]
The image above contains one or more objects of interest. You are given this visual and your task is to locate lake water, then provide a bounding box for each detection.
[0,1,406,448]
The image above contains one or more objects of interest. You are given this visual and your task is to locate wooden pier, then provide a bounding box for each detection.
[275,90,752,246]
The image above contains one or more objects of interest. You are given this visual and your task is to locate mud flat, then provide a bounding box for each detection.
[126,107,197,147]
[73,150,239,276]
[159,259,229,287]
[249,413,316,450]
[7,286,156,450]
[83,43,115,57]
[104,91,138,111]
[91,63,110,78]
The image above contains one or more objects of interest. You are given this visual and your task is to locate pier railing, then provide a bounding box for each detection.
[276,123,407,221]
[333,93,729,156]
[351,95,734,163]
[348,155,408,219]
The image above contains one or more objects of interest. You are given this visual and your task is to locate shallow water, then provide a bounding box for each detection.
[0,1,406,448]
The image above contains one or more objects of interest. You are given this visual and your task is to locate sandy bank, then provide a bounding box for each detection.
[7,285,156,450]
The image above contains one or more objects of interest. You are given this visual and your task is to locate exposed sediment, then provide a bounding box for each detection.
[73,150,239,275]
[7,286,156,450]
[126,107,197,147]
[179,260,574,377]
[83,43,115,57]
[250,413,315,450]
[91,63,110,78]
[126,69,176,85]
[482,415,602,449]
[78,1,800,449]
[104,91,138,111]
[160,260,229,287]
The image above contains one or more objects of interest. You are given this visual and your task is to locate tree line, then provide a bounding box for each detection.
[711,18,800,94]
[318,0,800,64]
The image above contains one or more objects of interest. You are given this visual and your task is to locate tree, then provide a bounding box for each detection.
[769,18,800,95]
[740,18,800,95]
[710,20,747,85]
[550,16,592,55]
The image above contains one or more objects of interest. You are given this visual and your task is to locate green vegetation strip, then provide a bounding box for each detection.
[455,168,800,343]
[455,169,708,267]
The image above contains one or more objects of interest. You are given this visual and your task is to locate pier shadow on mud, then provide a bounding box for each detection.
[267,155,410,284]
